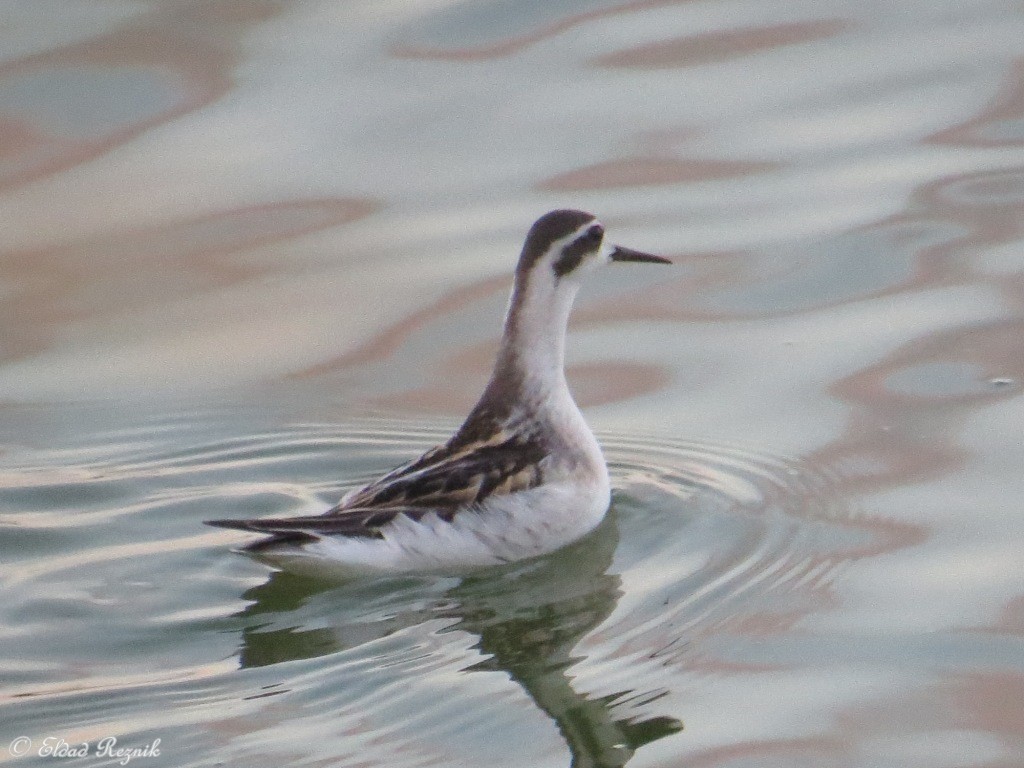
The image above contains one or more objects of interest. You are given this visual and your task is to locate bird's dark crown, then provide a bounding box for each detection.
[516,209,597,276]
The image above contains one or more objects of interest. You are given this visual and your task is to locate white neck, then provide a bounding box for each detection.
[454,269,583,441]
[490,271,581,410]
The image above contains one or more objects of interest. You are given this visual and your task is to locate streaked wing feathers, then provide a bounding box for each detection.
[335,431,547,513]
[205,430,549,541]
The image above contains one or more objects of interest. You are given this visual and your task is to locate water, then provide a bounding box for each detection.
[2,1,1024,766]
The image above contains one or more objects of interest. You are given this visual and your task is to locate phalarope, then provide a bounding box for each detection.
[207,210,670,573]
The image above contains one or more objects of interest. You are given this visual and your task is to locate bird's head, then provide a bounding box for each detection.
[516,209,670,295]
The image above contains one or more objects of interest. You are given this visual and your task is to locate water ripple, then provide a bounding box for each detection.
[0,416,872,767]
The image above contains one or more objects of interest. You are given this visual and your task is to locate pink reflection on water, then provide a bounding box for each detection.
[0,0,286,191]
[0,198,377,362]
[591,19,849,68]
[930,57,1024,147]
[377,356,672,412]
[538,156,778,191]
[289,274,512,379]
[289,265,677,412]
[684,737,846,768]
[806,166,1024,493]
[817,318,1023,491]
[393,0,679,61]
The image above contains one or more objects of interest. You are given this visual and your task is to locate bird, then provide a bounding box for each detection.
[206,209,670,574]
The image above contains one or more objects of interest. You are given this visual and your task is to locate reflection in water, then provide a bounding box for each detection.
[591,19,849,69]
[235,516,682,767]
[930,57,1024,146]
[0,199,377,364]
[0,0,286,190]
[289,275,513,379]
[810,165,1024,495]
[539,156,778,191]
[818,317,1024,492]
[393,0,671,61]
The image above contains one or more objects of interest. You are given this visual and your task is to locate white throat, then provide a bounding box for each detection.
[495,271,581,407]
[501,274,581,387]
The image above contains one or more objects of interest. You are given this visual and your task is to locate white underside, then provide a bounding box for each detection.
[257,476,610,577]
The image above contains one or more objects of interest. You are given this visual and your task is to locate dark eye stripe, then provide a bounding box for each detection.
[553,225,604,278]
[517,210,596,276]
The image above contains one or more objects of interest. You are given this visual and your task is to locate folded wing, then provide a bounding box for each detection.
[205,431,548,542]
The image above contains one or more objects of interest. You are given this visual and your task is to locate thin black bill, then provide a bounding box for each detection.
[610,246,672,264]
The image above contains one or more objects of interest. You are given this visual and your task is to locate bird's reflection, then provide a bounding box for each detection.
[234,512,682,767]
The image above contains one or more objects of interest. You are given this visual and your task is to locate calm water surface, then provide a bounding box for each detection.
[2,1,1024,766]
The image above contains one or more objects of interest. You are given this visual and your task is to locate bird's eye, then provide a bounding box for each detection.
[553,224,605,278]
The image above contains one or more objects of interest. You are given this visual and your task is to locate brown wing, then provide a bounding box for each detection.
[205,431,549,542]
[335,431,548,515]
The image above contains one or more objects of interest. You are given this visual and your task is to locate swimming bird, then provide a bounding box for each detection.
[206,209,670,574]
